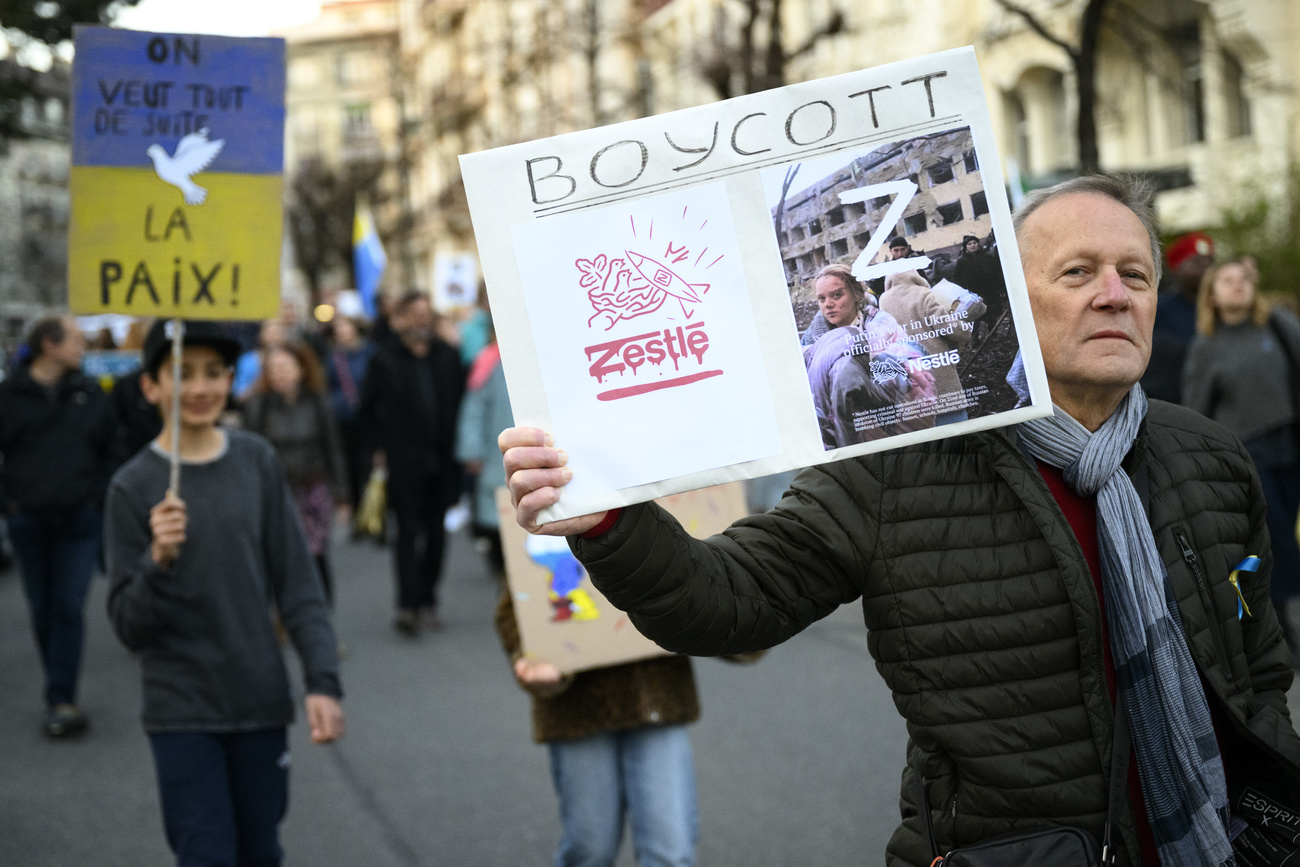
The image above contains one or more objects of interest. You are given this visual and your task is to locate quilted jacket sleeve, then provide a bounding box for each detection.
[570,463,873,656]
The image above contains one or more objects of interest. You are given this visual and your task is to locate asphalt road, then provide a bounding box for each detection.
[0,527,911,866]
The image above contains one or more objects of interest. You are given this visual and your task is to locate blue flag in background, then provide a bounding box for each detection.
[353,197,387,318]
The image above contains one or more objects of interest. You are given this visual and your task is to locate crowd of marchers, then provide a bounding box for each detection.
[6,173,1300,867]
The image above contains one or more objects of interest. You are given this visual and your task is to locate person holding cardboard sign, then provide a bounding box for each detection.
[502,176,1300,866]
[105,320,343,867]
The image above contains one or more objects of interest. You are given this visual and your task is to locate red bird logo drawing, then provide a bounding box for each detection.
[578,250,709,331]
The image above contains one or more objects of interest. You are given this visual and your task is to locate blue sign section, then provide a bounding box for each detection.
[72,27,285,175]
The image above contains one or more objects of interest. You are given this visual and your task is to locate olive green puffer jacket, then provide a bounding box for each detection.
[572,401,1300,866]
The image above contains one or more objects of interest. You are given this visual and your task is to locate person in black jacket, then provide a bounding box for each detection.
[0,316,119,737]
[951,234,1009,339]
[360,291,465,635]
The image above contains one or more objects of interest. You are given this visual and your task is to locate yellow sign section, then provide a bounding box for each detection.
[69,166,281,319]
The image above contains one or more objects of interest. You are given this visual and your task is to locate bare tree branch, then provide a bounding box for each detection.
[990,0,1080,61]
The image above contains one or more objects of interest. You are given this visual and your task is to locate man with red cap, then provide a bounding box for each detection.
[1140,231,1214,404]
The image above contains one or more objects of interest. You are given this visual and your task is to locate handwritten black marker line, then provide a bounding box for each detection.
[531,115,962,218]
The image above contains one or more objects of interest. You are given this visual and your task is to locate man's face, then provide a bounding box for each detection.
[1019,193,1157,414]
[44,318,86,373]
[890,244,908,260]
[141,345,232,429]
[400,298,434,340]
[815,276,856,328]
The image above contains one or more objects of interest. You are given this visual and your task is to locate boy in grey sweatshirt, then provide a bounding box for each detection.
[105,320,344,867]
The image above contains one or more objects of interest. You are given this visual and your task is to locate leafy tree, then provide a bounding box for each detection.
[1214,164,1300,303]
[0,0,139,45]
[1,1,141,139]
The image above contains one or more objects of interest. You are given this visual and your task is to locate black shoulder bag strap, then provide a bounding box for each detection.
[914,699,1131,865]
[1101,697,1131,866]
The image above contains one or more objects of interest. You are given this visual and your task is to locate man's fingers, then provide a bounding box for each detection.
[507,466,571,504]
[499,426,554,455]
[502,445,568,475]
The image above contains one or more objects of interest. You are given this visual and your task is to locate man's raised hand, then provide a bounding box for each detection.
[499,426,607,537]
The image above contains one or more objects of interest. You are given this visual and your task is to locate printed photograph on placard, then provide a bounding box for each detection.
[760,126,1024,451]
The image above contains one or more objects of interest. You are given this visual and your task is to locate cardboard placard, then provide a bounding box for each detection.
[497,482,749,674]
[68,27,285,320]
[462,48,1051,522]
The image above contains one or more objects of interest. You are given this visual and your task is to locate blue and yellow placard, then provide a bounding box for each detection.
[69,27,284,319]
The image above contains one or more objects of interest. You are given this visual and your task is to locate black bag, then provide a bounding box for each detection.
[917,701,1128,866]
[934,826,1099,866]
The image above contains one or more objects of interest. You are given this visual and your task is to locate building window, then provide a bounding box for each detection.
[845,201,867,218]
[830,238,849,258]
[936,201,964,226]
[927,162,955,186]
[789,225,805,242]
[870,195,891,210]
[963,150,978,173]
[337,52,371,87]
[826,206,845,227]
[969,191,989,218]
[1223,50,1251,138]
[344,103,372,135]
[809,218,823,236]
[778,231,788,246]
[289,59,319,89]
[903,212,927,236]
[854,231,871,250]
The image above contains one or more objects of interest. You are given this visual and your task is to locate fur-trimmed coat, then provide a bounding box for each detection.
[494,590,700,744]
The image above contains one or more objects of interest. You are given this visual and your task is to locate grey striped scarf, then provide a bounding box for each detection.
[1019,386,1233,867]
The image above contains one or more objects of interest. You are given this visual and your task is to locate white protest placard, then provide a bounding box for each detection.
[462,47,1051,522]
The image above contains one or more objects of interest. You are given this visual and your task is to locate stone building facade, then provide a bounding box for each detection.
[278,0,406,299]
[0,59,71,345]
[390,0,1297,272]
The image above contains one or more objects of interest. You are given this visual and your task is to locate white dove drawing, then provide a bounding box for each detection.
[145,129,225,206]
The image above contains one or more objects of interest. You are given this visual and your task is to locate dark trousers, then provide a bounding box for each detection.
[389,471,449,611]
[8,503,101,707]
[1256,462,1300,601]
[148,728,289,867]
[337,420,369,512]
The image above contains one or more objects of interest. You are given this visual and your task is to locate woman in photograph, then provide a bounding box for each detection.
[801,264,933,447]
[243,342,349,606]
[1183,258,1300,647]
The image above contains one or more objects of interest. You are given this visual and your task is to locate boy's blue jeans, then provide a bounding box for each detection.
[548,724,698,867]
[149,728,289,867]
[8,503,101,707]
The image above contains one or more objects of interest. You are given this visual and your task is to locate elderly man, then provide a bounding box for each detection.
[501,176,1300,866]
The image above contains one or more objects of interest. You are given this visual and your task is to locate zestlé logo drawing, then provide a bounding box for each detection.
[579,209,726,402]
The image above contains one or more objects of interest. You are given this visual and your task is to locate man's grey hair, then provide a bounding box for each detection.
[1012,174,1163,285]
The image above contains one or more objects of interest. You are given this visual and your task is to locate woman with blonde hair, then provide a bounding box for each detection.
[1184,258,1300,643]
[801,263,934,447]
